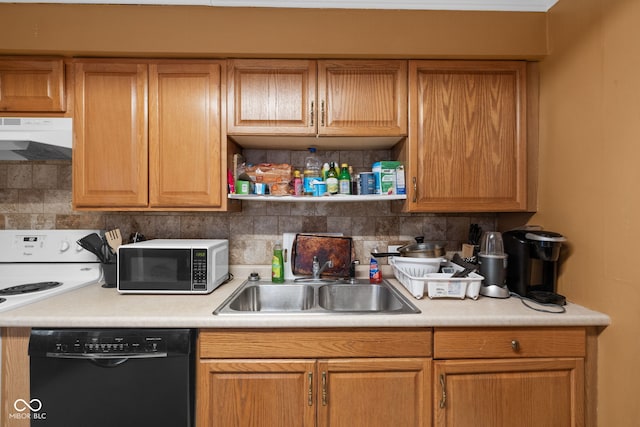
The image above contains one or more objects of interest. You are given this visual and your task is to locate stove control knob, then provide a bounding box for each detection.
[60,240,70,253]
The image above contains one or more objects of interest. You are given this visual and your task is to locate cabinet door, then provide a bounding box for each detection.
[433,358,584,427]
[318,60,407,136]
[227,59,316,135]
[149,62,223,208]
[0,57,65,112]
[408,61,527,212]
[73,61,148,208]
[317,358,431,427]
[197,359,316,427]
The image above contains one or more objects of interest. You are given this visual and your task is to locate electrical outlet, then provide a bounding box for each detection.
[388,245,402,253]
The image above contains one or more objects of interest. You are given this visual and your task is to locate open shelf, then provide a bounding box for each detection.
[228,194,406,203]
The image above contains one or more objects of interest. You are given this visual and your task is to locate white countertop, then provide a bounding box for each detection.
[0,266,610,329]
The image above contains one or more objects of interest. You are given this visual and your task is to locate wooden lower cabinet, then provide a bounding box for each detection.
[197,328,432,427]
[433,327,587,427]
[433,358,584,427]
[198,359,316,426]
[197,357,430,427]
[318,358,430,427]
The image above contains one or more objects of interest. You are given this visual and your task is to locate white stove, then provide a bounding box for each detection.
[0,229,102,313]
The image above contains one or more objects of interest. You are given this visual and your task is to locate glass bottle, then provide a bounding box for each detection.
[326,161,339,194]
[293,170,303,196]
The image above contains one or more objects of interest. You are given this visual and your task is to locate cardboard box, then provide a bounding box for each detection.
[372,161,402,195]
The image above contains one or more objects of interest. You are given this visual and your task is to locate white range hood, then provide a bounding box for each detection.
[0,117,72,161]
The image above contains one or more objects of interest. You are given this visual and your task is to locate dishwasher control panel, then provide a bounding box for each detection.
[51,335,165,354]
[29,328,193,357]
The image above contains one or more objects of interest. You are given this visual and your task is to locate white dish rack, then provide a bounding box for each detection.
[390,257,483,300]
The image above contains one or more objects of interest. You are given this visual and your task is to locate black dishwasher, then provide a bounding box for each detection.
[28,328,195,427]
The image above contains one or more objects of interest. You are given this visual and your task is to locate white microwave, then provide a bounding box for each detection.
[117,239,229,294]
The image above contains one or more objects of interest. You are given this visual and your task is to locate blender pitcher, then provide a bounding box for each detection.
[478,231,510,298]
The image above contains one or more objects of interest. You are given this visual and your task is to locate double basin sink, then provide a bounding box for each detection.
[214,279,420,315]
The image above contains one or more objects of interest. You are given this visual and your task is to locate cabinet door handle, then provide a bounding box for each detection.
[412,176,417,203]
[308,372,313,406]
[321,101,325,127]
[321,371,328,406]
[439,374,447,409]
[310,101,315,126]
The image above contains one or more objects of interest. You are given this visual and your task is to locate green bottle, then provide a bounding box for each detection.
[338,163,351,195]
[326,161,339,194]
[272,241,285,283]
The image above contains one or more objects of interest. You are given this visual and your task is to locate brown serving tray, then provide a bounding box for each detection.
[291,234,353,278]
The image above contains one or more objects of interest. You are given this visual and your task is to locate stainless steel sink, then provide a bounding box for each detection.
[228,284,315,312]
[214,279,420,315]
[318,284,407,312]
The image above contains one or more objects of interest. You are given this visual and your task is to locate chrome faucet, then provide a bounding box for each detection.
[349,259,360,283]
[312,256,333,279]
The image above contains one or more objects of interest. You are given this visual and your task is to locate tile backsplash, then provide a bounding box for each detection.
[0,156,496,265]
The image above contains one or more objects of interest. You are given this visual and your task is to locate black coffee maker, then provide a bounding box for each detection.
[502,229,567,304]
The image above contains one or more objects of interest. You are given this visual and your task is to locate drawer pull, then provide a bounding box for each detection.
[511,340,520,352]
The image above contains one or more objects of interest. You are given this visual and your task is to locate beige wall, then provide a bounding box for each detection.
[0,4,546,59]
[539,0,640,425]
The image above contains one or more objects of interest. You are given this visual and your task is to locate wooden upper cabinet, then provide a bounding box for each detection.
[227,59,317,135]
[317,60,407,136]
[149,62,223,208]
[407,60,527,212]
[73,61,149,208]
[73,59,228,210]
[0,57,66,112]
[227,59,407,137]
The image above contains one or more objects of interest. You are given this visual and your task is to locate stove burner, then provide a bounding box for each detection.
[0,281,63,296]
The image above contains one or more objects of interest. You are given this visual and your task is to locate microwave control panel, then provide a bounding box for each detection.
[192,248,208,290]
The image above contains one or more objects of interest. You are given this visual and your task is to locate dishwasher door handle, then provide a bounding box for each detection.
[45,352,169,359]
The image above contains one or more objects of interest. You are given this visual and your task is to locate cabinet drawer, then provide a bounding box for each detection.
[434,327,585,359]
[199,328,432,359]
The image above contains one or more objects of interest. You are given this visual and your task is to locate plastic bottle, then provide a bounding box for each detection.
[369,257,382,284]
[326,161,339,194]
[293,170,303,196]
[322,162,330,180]
[349,165,358,195]
[303,148,321,196]
[338,163,351,195]
[272,241,285,283]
